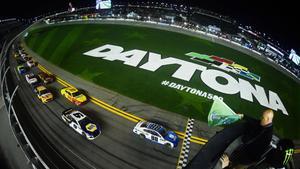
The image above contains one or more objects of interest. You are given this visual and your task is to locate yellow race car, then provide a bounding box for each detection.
[34,86,54,103]
[61,87,87,105]
[14,52,19,58]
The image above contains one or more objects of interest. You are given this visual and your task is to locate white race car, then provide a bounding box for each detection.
[62,109,101,140]
[26,59,37,67]
[25,73,38,85]
[133,121,179,148]
[20,53,26,58]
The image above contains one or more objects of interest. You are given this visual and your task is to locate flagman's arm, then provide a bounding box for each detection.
[236,113,259,124]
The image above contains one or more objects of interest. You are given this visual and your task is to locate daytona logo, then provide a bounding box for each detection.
[84,44,288,115]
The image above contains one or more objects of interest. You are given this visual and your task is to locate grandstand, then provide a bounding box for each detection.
[0,19,19,44]
[0,18,29,51]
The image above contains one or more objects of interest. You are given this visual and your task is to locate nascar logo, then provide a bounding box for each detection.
[186,52,261,82]
[84,44,288,115]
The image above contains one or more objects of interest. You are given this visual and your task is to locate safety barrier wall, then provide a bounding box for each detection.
[0,29,49,169]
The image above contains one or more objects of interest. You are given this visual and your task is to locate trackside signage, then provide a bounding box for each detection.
[84,44,288,115]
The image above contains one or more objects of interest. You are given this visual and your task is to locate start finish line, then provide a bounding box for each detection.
[84,44,288,115]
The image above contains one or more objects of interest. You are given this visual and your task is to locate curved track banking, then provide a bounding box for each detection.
[5,16,300,169]
[37,64,208,145]
[9,42,205,168]
[0,20,38,169]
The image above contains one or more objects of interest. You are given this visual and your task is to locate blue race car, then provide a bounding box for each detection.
[62,109,101,140]
[133,121,179,148]
[17,65,27,75]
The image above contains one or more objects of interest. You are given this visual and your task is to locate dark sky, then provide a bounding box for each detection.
[1,0,299,53]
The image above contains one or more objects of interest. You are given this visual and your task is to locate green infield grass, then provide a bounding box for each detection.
[24,23,300,139]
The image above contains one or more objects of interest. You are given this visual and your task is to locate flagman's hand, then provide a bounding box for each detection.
[220,154,229,168]
[237,113,244,119]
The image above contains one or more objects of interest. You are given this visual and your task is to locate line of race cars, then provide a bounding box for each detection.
[13,46,180,148]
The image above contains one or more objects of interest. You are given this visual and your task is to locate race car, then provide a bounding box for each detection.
[14,53,19,58]
[18,49,26,55]
[61,109,101,140]
[34,85,53,103]
[60,87,87,105]
[23,56,32,62]
[38,72,55,84]
[17,65,27,75]
[25,73,38,85]
[26,59,37,67]
[20,53,26,58]
[16,58,25,65]
[133,121,179,148]
[21,54,32,62]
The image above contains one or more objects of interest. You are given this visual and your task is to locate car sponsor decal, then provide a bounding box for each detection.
[86,123,97,132]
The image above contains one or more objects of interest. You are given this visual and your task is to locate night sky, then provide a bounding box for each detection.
[1,0,299,53]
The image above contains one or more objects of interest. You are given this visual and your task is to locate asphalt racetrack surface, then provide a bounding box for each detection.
[3,20,300,169]
[25,22,300,139]
[9,44,204,169]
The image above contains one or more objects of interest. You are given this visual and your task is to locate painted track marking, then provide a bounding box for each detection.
[37,64,208,145]
[176,118,195,169]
